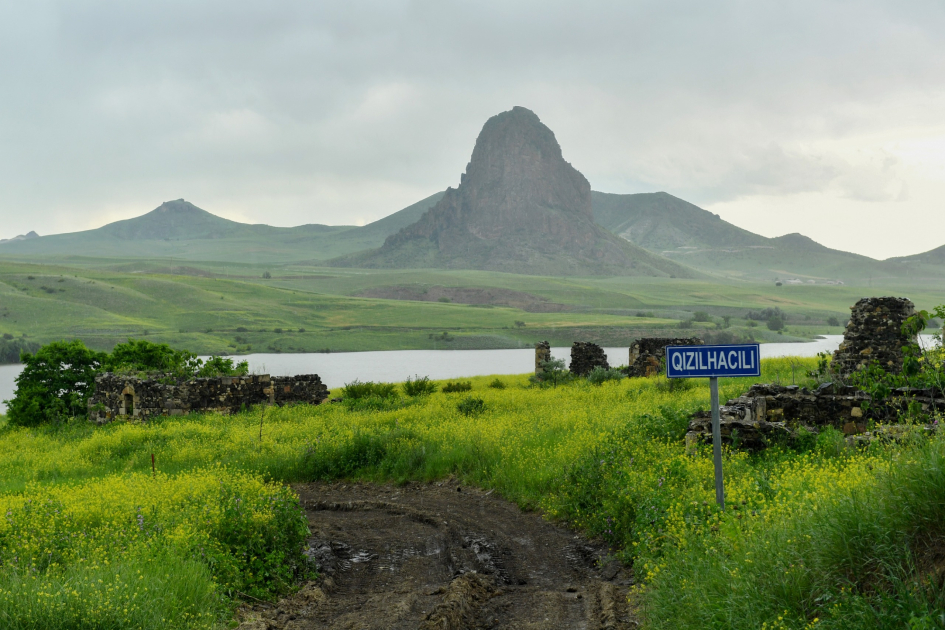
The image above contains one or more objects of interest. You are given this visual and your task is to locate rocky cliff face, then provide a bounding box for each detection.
[337,107,692,277]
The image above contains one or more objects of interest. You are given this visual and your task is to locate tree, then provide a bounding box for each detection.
[103,338,197,376]
[5,340,106,427]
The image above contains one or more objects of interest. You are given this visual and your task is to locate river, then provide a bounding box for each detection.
[2,335,939,413]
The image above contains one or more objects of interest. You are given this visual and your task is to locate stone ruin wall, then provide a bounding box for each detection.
[686,383,943,448]
[534,341,551,375]
[569,341,609,377]
[88,373,328,424]
[832,296,916,375]
[687,295,933,449]
[628,337,704,377]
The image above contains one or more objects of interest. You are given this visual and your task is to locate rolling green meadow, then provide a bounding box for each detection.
[1,256,943,356]
[1,358,943,628]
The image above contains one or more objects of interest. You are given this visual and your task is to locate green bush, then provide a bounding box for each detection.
[529,358,573,388]
[457,396,485,416]
[403,375,437,396]
[342,380,398,400]
[104,339,248,379]
[586,366,625,386]
[5,340,106,427]
[488,378,507,389]
[442,381,472,393]
[692,311,711,322]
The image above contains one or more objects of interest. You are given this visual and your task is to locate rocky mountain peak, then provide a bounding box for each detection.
[336,107,690,277]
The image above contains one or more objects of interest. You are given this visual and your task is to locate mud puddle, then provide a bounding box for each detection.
[237,479,638,629]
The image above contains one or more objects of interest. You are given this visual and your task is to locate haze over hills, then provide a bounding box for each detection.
[332,107,693,278]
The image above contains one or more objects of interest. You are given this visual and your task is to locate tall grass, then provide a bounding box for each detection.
[2,357,942,628]
[642,433,945,629]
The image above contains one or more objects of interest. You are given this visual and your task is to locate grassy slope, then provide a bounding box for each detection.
[5,259,944,354]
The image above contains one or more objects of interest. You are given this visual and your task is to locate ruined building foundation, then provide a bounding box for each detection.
[88,373,328,423]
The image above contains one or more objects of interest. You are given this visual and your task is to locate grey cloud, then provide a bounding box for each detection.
[1,1,944,243]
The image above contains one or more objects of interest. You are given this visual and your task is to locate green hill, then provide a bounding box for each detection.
[0,196,444,265]
[589,191,938,284]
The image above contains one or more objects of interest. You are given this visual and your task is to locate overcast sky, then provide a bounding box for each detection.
[2,1,944,259]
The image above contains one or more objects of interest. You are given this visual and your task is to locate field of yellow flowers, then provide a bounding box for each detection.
[1,356,942,629]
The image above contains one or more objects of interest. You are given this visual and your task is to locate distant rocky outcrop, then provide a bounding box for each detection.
[332,107,692,277]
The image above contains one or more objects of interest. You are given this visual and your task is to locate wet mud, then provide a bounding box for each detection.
[237,479,638,629]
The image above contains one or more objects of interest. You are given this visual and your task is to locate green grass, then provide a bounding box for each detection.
[1,258,941,356]
[1,359,943,628]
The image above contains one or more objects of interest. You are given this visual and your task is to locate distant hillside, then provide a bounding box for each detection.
[589,191,937,283]
[0,231,39,244]
[888,244,945,265]
[0,197,443,265]
[592,191,767,251]
[333,107,694,278]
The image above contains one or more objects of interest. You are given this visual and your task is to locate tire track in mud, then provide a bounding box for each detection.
[237,480,639,629]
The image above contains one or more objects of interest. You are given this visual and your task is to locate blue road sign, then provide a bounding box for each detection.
[665,343,761,379]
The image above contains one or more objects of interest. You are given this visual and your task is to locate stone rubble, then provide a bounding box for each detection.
[686,382,943,448]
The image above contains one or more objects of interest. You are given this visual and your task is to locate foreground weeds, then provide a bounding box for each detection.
[1,358,942,628]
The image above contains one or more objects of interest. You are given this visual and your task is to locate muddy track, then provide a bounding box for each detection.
[237,480,638,629]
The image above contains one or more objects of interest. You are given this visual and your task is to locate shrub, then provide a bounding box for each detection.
[5,340,106,427]
[104,339,247,379]
[403,375,437,396]
[529,358,573,388]
[273,328,283,334]
[342,380,398,400]
[442,381,472,393]
[766,317,785,331]
[827,316,840,326]
[488,378,507,389]
[692,311,711,322]
[457,396,485,416]
[437,297,451,303]
[236,326,249,332]
[586,366,625,386]
[677,319,694,329]
[262,271,272,279]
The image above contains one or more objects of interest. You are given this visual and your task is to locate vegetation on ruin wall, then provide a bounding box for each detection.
[2,356,943,627]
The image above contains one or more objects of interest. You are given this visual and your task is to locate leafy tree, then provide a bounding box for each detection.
[5,340,106,426]
[766,317,785,332]
[104,339,247,378]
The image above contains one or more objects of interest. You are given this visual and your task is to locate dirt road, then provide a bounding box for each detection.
[237,479,638,629]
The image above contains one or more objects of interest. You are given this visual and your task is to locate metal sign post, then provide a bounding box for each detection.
[665,343,761,510]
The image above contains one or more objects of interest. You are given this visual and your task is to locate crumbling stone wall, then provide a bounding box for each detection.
[686,382,943,448]
[832,297,916,375]
[535,341,551,375]
[88,373,328,423]
[569,342,609,376]
[628,337,704,377]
